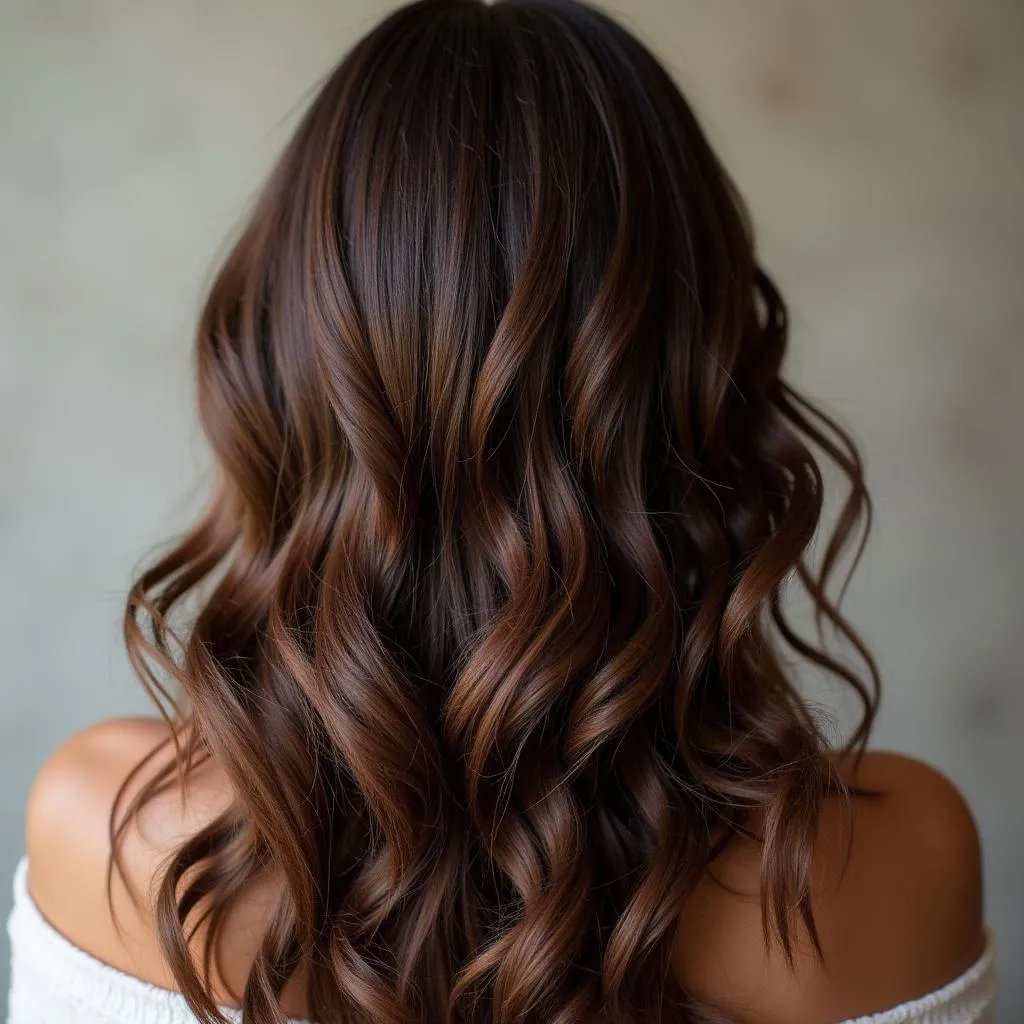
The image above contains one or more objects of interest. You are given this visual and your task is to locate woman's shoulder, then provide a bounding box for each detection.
[25,715,185,880]
[674,748,986,1023]
[25,714,226,870]
[23,716,236,995]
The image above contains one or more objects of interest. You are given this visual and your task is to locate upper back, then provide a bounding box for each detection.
[24,717,986,1023]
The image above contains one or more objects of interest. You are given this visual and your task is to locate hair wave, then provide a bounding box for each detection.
[118,1,879,1021]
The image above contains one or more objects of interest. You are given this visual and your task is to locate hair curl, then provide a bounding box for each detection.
[118,1,879,1021]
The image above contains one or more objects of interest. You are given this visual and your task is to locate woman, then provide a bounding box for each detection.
[8,1,996,1021]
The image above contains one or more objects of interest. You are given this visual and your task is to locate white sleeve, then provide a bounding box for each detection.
[6,856,228,1024]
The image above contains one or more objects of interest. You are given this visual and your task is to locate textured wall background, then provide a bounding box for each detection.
[1,0,1021,1015]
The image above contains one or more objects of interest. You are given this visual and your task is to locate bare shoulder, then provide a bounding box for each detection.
[24,716,233,992]
[674,750,986,1023]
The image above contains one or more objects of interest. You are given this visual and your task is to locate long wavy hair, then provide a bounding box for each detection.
[116,1,880,1021]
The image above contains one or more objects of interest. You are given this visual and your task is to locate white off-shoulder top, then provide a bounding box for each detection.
[6,857,998,1023]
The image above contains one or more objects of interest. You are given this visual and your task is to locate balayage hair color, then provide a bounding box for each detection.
[118,1,880,1020]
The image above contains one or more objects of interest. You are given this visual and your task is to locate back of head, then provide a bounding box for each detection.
[123,1,878,1020]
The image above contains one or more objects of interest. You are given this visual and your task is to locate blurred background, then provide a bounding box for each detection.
[1,0,1021,1016]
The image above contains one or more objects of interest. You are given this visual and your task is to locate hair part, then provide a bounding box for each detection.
[118,1,879,1021]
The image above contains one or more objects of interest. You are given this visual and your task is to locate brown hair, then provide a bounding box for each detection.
[118,0,879,1020]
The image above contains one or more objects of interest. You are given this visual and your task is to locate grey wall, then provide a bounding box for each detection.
[1,0,1021,1015]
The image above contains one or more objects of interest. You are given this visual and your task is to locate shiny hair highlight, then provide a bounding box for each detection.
[118,1,879,1020]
